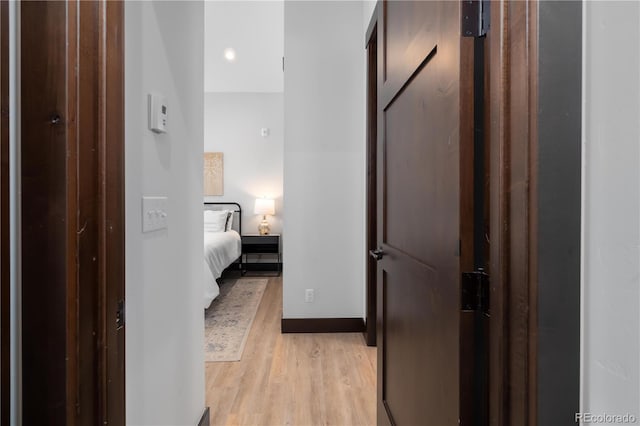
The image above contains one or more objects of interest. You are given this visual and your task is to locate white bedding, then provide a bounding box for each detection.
[203,230,241,309]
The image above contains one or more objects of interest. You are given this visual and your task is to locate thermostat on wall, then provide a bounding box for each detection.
[148,93,168,133]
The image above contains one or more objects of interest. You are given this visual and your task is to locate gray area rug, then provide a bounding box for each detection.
[204,278,268,362]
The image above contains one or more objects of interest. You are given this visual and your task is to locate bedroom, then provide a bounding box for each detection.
[198,1,373,424]
[201,0,284,357]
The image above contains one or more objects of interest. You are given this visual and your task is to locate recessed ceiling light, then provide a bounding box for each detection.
[224,48,236,62]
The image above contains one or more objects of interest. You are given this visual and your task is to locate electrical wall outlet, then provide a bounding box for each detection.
[305,289,314,303]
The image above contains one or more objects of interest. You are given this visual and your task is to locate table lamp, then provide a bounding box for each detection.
[254,198,275,235]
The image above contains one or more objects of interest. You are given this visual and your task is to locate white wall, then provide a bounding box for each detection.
[363,0,376,31]
[283,1,365,319]
[582,1,640,419]
[204,92,284,238]
[204,1,284,93]
[125,2,205,425]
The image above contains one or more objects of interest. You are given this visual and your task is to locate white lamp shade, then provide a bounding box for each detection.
[254,198,275,216]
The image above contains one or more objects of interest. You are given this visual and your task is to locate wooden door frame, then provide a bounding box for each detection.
[102,3,126,421]
[480,1,580,423]
[19,1,125,423]
[459,18,485,426]
[364,4,378,348]
[486,0,539,424]
[1,2,10,424]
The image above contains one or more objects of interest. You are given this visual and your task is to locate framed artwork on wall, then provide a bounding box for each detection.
[204,152,224,196]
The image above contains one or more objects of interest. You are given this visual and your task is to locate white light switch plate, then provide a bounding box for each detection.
[142,196,168,232]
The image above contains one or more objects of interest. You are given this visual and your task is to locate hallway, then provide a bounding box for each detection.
[205,276,377,425]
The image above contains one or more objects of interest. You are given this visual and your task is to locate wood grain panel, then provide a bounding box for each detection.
[383,51,442,266]
[383,257,456,425]
[66,2,80,423]
[382,0,439,106]
[508,1,534,423]
[76,2,99,422]
[21,1,126,423]
[486,1,538,424]
[458,32,482,425]
[487,3,508,423]
[459,35,476,275]
[21,3,70,423]
[103,2,126,422]
[0,2,9,424]
[527,6,539,425]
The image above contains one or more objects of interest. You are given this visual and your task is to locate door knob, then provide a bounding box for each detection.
[369,248,385,260]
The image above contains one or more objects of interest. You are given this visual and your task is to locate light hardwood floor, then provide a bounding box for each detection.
[205,275,377,426]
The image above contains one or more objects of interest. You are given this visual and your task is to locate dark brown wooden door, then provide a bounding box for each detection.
[375,1,466,424]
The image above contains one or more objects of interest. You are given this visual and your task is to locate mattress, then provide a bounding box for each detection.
[203,229,242,309]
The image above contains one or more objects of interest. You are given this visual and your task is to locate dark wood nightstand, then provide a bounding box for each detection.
[241,234,281,275]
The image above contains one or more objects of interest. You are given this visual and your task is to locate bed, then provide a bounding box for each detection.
[203,202,242,309]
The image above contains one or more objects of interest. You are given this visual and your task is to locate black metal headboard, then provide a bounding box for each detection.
[204,202,242,235]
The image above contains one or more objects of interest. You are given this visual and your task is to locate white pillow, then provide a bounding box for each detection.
[225,211,234,232]
[204,210,228,233]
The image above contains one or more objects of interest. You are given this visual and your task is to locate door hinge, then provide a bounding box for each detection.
[462,0,490,37]
[116,299,125,330]
[461,269,489,314]
[282,56,285,72]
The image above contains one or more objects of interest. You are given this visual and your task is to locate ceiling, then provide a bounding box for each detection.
[204,1,284,93]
